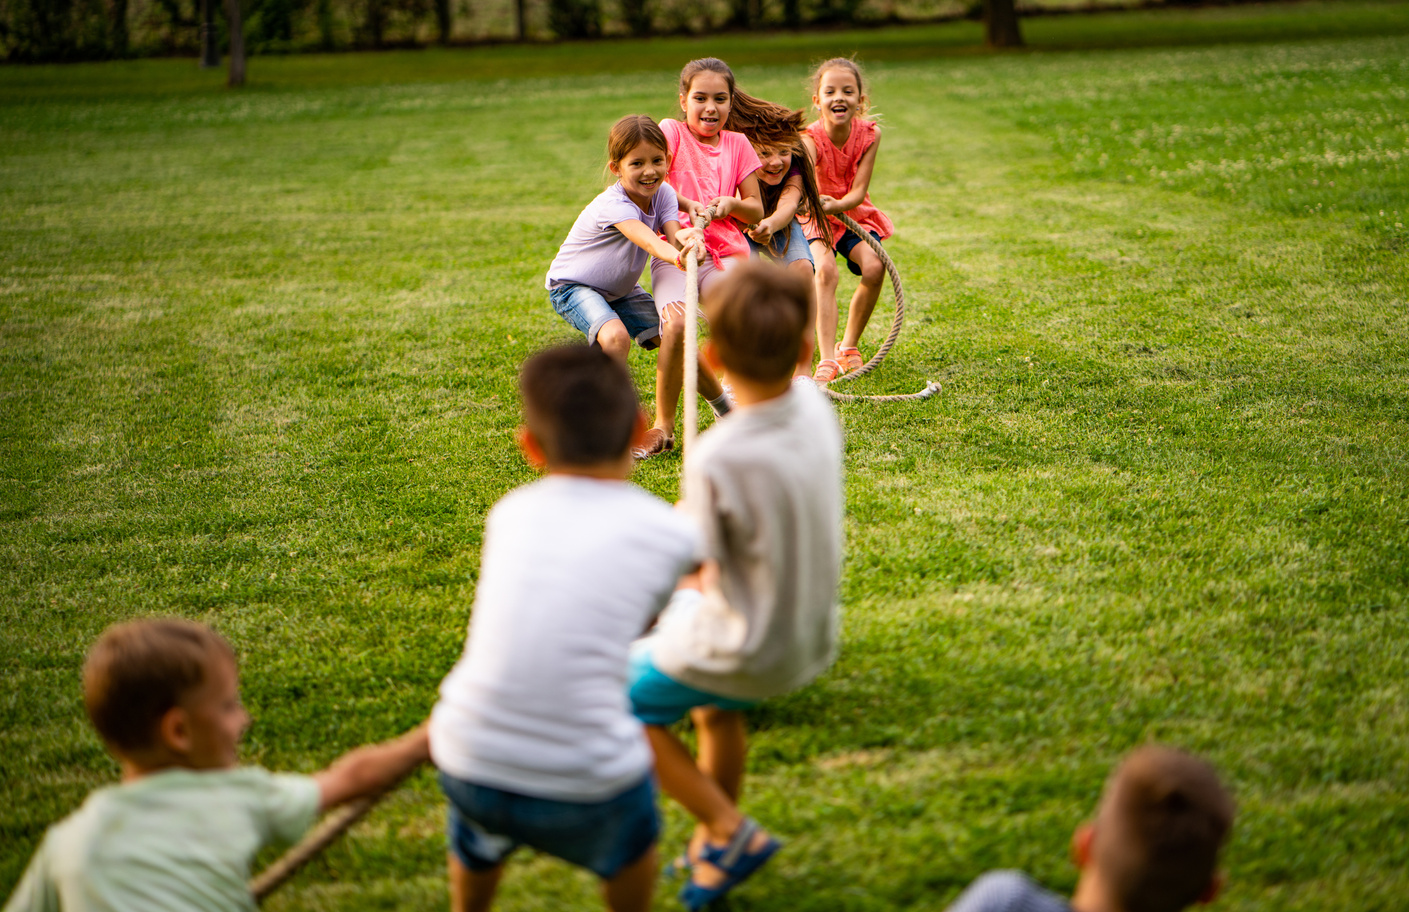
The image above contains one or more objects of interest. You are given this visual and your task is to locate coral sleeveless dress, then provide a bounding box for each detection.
[802,119,894,246]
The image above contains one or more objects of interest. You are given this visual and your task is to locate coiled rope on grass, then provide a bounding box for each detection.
[819,211,939,404]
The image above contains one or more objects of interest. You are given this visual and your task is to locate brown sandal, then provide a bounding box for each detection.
[632,427,674,459]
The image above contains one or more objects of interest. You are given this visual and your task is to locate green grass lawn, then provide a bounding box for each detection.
[2,2,1408,910]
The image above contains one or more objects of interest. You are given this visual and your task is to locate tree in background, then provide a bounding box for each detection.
[548,0,598,38]
[984,0,1022,47]
[433,0,449,41]
[224,0,244,84]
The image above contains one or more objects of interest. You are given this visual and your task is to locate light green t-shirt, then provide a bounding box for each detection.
[5,767,320,912]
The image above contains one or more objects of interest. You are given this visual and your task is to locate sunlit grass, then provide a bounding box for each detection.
[2,3,1408,910]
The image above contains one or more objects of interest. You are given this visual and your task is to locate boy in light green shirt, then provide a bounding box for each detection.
[5,618,429,912]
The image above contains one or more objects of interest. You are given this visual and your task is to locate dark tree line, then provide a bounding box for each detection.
[0,0,1028,64]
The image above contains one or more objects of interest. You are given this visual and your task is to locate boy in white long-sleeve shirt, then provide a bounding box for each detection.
[627,261,844,911]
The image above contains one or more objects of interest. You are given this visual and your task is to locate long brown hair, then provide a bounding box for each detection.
[727,88,832,250]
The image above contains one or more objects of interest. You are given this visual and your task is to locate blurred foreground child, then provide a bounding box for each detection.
[429,345,701,912]
[628,262,844,910]
[5,619,429,912]
[946,746,1234,912]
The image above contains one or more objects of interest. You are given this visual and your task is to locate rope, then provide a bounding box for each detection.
[820,212,939,403]
[249,784,396,903]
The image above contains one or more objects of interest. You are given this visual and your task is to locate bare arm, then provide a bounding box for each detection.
[709,172,765,227]
[617,218,697,266]
[748,176,804,245]
[662,221,706,263]
[824,134,881,215]
[313,722,430,812]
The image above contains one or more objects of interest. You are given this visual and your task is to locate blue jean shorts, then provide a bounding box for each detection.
[549,282,661,351]
[440,771,660,879]
[834,229,883,277]
[747,219,815,271]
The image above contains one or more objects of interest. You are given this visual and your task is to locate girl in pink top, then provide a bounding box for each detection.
[643,57,765,457]
[801,58,895,383]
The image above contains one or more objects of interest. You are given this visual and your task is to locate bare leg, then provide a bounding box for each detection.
[601,845,658,912]
[811,240,839,364]
[841,242,885,351]
[449,853,504,912]
[595,318,632,365]
[787,259,818,377]
[655,303,724,436]
[645,722,774,890]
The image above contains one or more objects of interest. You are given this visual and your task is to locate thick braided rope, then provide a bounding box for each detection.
[249,784,396,903]
[822,212,939,403]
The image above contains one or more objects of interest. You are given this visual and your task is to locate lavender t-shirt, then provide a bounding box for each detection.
[545,181,681,301]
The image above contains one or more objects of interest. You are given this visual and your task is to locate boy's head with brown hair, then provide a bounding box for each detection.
[84,618,248,775]
[703,261,813,386]
[1074,746,1235,912]
[518,344,643,473]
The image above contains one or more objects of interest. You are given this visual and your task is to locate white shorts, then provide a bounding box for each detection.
[649,255,740,323]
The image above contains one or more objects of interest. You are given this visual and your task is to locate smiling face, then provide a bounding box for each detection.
[756,146,793,187]
[815,67,863,129]
[681,71,732,145]
[611,139,669,206]
[178,651,249,770]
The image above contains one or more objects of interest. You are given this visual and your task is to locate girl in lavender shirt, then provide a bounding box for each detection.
[546,115,702,457]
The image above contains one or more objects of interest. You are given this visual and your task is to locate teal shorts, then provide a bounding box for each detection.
[627,641,759,726]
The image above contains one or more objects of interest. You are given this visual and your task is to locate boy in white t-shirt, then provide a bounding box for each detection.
[428,345,700,912]
[628,261,844,911]
[5,619,429,912]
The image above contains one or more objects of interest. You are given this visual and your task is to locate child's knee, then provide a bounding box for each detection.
[597,320,631,350]
[815,256,838,286]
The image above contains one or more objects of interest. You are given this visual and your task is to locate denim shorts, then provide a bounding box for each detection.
[440,771,660,879]
[835,229,883,277]
[549,282,661,351]
[747,219,815,271]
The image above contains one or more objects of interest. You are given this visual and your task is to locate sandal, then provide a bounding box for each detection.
[679,818,781,911]
[812,359,840,384]
[632,427,674,460]
[837,346,864,374]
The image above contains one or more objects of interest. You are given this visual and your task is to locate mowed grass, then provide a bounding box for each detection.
[2,2,1408,910]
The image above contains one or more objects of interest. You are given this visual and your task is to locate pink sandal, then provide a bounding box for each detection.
[812,359,841,384]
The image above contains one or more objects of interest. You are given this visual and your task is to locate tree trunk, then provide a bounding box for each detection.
[435,0,451,42]
[516,0,526,39]
[200,0,220,67]
[224,0,245,86]
[984,0,1023,48]
[111,0,129,55]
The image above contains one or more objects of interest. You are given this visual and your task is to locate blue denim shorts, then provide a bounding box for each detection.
[835,229,883,277]
[440,771,660,879]
[549,282,661,351]
[747,219,815,271]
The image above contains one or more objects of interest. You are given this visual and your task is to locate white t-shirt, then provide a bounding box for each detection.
[651,380,844,700]
[430,475,700,801]
[545,181,681,301]
[4,768,320,912]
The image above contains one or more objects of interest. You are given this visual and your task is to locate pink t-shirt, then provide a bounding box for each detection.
[661,119,761,267]
[802,118,894,246]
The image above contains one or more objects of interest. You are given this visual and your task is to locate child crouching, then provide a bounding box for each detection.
[946,746,1234,912]
[5,619,429,912]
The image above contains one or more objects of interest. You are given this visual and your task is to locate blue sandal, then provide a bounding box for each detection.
[678,818,781,911]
